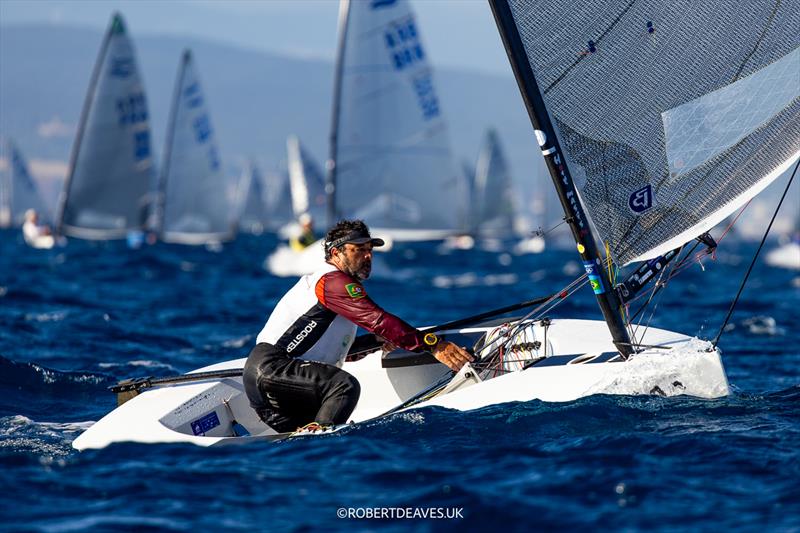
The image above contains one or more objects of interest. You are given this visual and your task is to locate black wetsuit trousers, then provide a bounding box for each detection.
[243,343,360,432]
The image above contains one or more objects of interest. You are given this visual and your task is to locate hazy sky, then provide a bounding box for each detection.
[0,0,513,76]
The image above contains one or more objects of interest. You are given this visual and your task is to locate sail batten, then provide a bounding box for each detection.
[504,0,800,265]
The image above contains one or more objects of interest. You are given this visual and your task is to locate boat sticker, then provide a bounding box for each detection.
[345,283,366,299]
[191,411,220,436]
[628,184,654,213]
[583,261,606,295]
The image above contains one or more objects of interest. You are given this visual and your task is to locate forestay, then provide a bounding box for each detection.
[332,0,465,234]
[505,0,800,265]
[56,13,156,239]
[287,135,327,223]
[159,50,233,244]
[0,139,50,228]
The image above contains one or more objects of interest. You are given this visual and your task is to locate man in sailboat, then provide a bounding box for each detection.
[289,212,317,251]
[22,209,55,249]
[244,219,473,433]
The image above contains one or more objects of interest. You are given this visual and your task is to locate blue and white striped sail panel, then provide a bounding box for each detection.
[287,135,327,225]
[0,139,51,228]
[159,50,233,245]
[504,0,800,265]
[57,13,156,239]
[333,0,467,237]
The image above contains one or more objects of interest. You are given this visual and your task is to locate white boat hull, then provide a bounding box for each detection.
[73,319,729,450]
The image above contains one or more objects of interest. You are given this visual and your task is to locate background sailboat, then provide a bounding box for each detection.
[55,13,156,240]
[287,135,327,226]
[235,160,270,236]
[327,0,466,240]
[0,138,50,228]
[158,50,234,245]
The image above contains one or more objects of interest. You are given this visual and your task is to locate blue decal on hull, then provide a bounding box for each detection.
[191,411,221,436]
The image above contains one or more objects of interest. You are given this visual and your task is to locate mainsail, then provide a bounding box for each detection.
[472,129,516,237]
[496,0,800,265]
[286,135,327,224]
[159,50,233,244]
[0,139,50,228]
[236,160,270,235]
[56,13,156,239]
[329,0,465,238]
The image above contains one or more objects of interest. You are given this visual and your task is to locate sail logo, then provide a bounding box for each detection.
[412,73,440,120]
[628,185,654,213]
[384,19,425,71]
[110,57,133,78]
[371,0,397,8]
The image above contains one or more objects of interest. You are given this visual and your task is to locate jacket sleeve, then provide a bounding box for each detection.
[315,270,426,352]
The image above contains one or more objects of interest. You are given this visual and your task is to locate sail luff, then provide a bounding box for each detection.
[55,13,116,237]
[326,0,352,229]
[489,0,633,356]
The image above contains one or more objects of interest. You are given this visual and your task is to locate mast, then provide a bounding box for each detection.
[157,49,189,239]
[326,0,352,230]
[489,0,633,356]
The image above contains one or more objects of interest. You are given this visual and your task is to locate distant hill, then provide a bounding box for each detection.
[0,23,554,213]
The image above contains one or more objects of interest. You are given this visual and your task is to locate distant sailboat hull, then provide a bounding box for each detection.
[72,319,728,450]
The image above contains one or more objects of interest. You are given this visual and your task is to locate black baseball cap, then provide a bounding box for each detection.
[325,229,385,251]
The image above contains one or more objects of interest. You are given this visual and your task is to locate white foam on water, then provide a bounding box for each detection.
[24,310,68,322]
[583,338,729,399]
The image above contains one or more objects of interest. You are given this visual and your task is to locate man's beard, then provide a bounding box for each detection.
[343,256,371,280]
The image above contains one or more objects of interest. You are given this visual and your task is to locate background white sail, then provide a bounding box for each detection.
[236,160,270,235]
[472,128,515,237]
[333,0,466,237]
[287,135,327,224]
[505,0,800,265]
[56,13,155,239]
[0,139,50,228]
[159,49,233,244]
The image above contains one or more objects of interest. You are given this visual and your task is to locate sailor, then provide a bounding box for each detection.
[22,209,55,249]
[289,212,317,251]
[244,219,473,432]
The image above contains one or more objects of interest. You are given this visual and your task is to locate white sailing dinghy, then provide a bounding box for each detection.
[235,160,270,235]
[55,13,156,240]
[326,0,467,241]
[157,50,235,245]
[73,0,799,450]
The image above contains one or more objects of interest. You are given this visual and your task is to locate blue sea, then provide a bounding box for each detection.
[1,230,798,532]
